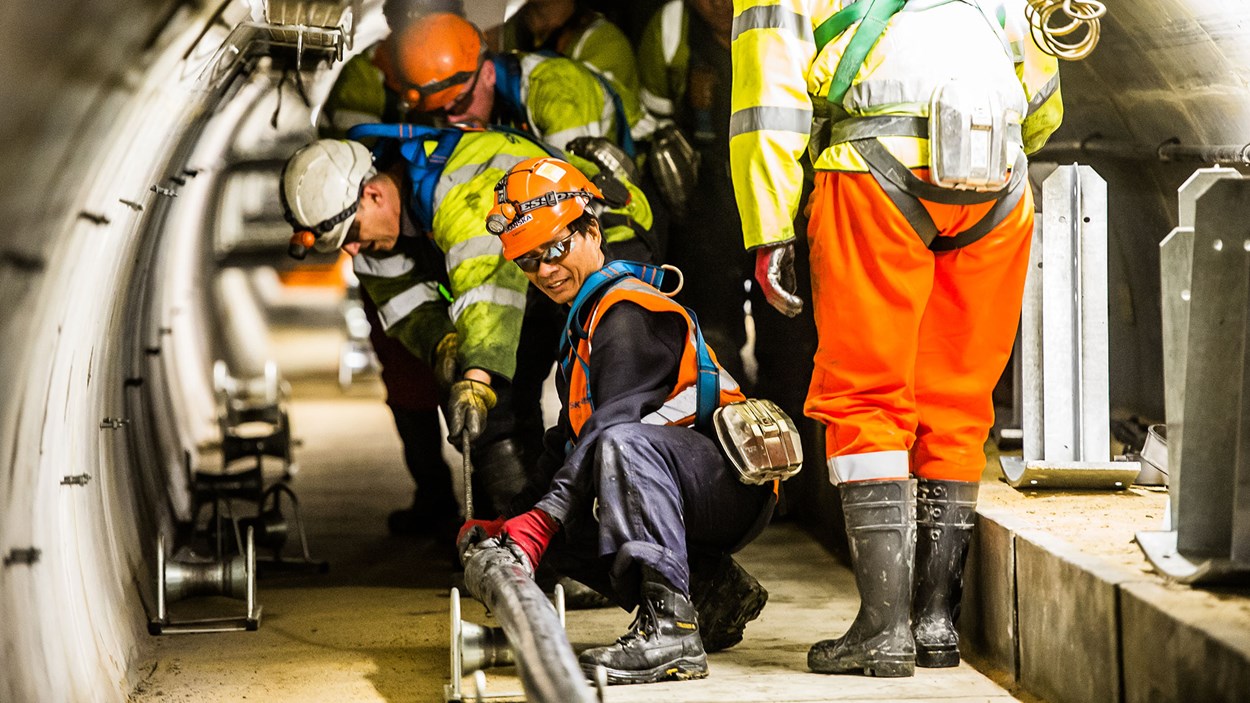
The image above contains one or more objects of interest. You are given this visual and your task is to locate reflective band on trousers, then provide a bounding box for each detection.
[828,450,910,485]
[354,253,415,278]
[730,4,813,44]
[449,284,527,323]
[729,106,813,139]
[641,368,740,426]
[377,281,444,330]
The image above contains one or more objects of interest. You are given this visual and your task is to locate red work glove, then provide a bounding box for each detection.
[500,509,560,571]
[457,516,506,547]
[754,240,803,318]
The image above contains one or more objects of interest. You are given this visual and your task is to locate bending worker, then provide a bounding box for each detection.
[460,157,777,685]
[730,0,1062,677]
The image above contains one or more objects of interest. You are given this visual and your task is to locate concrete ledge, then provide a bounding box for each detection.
[960,475,1250,703]
[1120,581,1250,703]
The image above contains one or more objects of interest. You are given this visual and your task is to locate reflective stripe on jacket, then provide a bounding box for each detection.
[637,0,689,118]
[729,0,1063,249]
[566,278,745,439]
[357,130,553,380]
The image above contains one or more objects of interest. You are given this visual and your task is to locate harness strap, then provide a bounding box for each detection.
[854,137,1028,249]
[560,261,719,432]
[825,0,908,109]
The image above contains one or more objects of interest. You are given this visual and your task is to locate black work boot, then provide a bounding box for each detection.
[579,570,708,684]
[913,478,979,668]
[809,479,917,677]
[389,409,457,536]
[689,553,769,652]
[472,438,529,517]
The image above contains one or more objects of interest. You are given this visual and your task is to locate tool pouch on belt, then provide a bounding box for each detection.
[713,399,803,485]
[928,79,1016,192]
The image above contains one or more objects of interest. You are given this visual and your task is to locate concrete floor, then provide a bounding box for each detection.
[130,325,1022,703]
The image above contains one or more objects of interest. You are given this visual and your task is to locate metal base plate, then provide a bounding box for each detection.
[1136,530,1250,585]
[1001,457,1140,489]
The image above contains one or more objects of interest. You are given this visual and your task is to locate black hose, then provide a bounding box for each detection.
[463,547,596,703]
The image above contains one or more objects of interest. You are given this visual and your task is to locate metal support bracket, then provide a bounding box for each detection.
[1004,164,1139,489]
[444,584,597,703]
[149,528,262,635]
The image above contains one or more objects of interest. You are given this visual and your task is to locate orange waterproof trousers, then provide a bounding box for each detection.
[805,169,1034,484]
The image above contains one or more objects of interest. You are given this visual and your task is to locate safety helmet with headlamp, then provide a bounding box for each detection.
[487,157,604,261]
[280,139,376,259]
[384,12,486,114]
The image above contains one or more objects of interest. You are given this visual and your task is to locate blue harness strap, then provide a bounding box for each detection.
[346,123,465,232]
[561,261,718,430]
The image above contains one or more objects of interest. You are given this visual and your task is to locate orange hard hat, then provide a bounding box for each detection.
[487,157,604,260]
[384,12,485,113]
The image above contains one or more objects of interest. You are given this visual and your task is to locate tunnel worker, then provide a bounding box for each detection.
[729,0,1062,677]
[497,0,655,142]
[317,0,467,536]
[635,0,818,408]
[385,11,670,261]
[281,123,653,520]
[461,156,778,685]
[319,0,466,137]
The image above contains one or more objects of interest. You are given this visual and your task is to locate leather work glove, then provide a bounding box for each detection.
[433,332,459,391]
[447,379,497,445]
[499,509,560,574]
[754,240,804,318]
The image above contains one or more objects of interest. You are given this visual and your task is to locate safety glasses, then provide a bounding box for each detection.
[515,232,578,273]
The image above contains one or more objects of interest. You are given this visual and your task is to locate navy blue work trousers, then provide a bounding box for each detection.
[549,423,774,609]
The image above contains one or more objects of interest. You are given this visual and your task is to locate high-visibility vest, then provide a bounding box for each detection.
[562,264,744,440]
[728,0,1063,249]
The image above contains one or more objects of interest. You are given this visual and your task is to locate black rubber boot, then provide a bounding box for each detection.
[579,570,709,684]
[689,553,769,652]
[471,438,529,518]
[808,478,917,677]
[913,478,979,668]
[388,408,457,537]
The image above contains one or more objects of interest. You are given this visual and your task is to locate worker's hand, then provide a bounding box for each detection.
[456,516,506,564]
[754,241,804,318]
[447,378,497,445]
[499,509,560,573]
[433,333,459,391]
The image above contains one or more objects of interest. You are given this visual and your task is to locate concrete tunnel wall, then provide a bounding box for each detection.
[0,2,253,699]
[2,0,1250,700]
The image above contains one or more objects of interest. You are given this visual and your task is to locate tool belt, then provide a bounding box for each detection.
[824,114,1028,252]
[713,399,803,485]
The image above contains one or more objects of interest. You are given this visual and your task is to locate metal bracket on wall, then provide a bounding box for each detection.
[4,548,41,567]
[1001,164,1139,489]
[60,474,91,486]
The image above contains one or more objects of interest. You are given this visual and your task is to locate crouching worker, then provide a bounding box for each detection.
[460,157,793,685]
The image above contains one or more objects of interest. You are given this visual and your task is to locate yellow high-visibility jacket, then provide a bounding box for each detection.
[729,0,1063,249]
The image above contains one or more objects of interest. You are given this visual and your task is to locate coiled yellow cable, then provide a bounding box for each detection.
[1025,0,1106,60]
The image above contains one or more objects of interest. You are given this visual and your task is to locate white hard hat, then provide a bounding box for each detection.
[280,139,376,253]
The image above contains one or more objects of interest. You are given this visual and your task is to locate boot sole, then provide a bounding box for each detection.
[581,655,709,685]
[916,646,960,668]
[810,651,915,678]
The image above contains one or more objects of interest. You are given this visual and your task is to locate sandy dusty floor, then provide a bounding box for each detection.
[130,325,1020,703]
